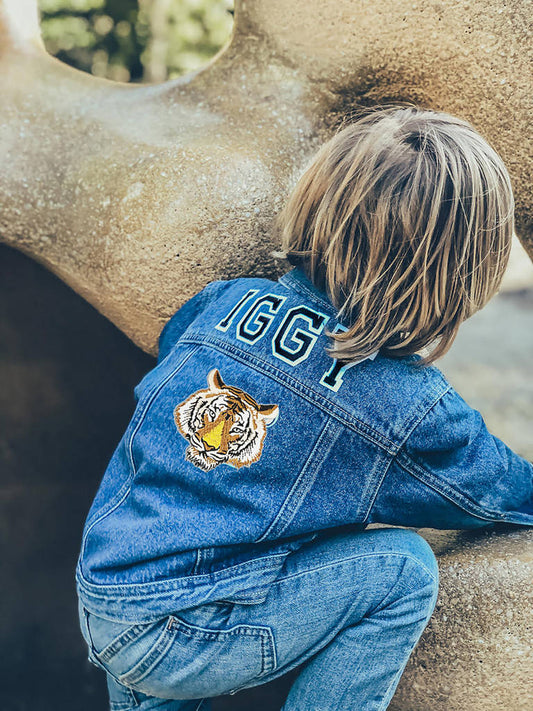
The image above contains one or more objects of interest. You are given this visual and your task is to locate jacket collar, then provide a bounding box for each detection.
[278,267,381,364]
[278,268,337,314]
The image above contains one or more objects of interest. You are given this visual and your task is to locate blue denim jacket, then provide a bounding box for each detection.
[76,267,533,622]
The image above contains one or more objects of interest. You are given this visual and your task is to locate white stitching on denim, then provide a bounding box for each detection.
[98,623,153,663]
[106,675,138,710]
[278,272,337,314]
[179,335,399,452]
[255,417,341,542]
[76,550,289,595]
[192,547,204,575]
[166,615,277,690]
[273,550,438,587]
[127,347,200,480]
[365,582,439,711]
[234,550,437,696]
[395,450,502,521]
[118,620,178,686]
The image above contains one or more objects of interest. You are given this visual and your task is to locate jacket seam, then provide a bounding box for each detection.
[360,454,396,522]
[157,281,227,363]
[128,345,200,480]
[178,334,399,454]
[394,450,503,521]
[396,384,452,448]
[365,385,453,518]
[255,417,342,542]
[76,551,291,595]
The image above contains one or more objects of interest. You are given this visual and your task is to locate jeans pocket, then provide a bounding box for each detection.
[116,602,276,699]
[84,609,172,684]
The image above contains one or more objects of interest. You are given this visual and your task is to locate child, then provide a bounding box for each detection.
[76,106,533,711]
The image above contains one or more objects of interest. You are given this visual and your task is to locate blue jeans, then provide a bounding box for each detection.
[79,527,439,711]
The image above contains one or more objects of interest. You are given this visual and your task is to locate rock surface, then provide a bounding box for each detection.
[390,526,533,711]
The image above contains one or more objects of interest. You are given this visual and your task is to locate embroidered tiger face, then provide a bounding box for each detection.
[174,369,279,472]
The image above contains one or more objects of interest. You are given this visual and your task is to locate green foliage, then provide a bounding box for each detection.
[38,0,234,83]
[164,0,234,77]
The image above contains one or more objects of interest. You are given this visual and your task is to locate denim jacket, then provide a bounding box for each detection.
[76,267,533,622]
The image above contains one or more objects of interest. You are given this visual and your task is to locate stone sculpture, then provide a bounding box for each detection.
[0,1,531,709]
[1,0,532,353]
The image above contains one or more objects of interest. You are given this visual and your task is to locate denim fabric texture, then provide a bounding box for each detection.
[79,526,439,710]
[76,266,532,707]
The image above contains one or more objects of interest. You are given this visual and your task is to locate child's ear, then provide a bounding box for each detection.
[207,368,225,390]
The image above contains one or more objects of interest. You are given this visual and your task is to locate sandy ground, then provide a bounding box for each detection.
[438,236,533,460]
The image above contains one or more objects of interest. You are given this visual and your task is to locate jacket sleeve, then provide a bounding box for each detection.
[395,386,533,527]
[157,281,225,364]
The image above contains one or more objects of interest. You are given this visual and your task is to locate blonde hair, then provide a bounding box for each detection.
[275,106,514,366]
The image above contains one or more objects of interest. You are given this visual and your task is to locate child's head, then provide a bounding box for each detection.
[276,106,514,365]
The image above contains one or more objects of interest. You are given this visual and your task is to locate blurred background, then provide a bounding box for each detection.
[39,0,234,82]
[1,2,532,710]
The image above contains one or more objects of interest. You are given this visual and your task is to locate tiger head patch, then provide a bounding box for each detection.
[174,369,279,472]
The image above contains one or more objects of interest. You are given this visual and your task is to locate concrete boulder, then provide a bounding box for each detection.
[391,526,533,711]
[0,0,532,352]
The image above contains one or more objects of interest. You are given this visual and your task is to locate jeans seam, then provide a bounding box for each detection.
[339,578,438,711]
[97,623,154,663]
[106,676,139,710]
[109,700,137,711]
[81,607,106,671]
[192,547,204,575]
[274,550,438,587]
[334,589,411,711]
[235,559,408,693]
[377,664,406,711]
[262,625,277,674]
[119,623,178,686]
[167,615,273,645]
[247,556,436,695]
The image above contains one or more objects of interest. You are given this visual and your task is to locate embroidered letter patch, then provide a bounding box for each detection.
[174,369,279,472]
